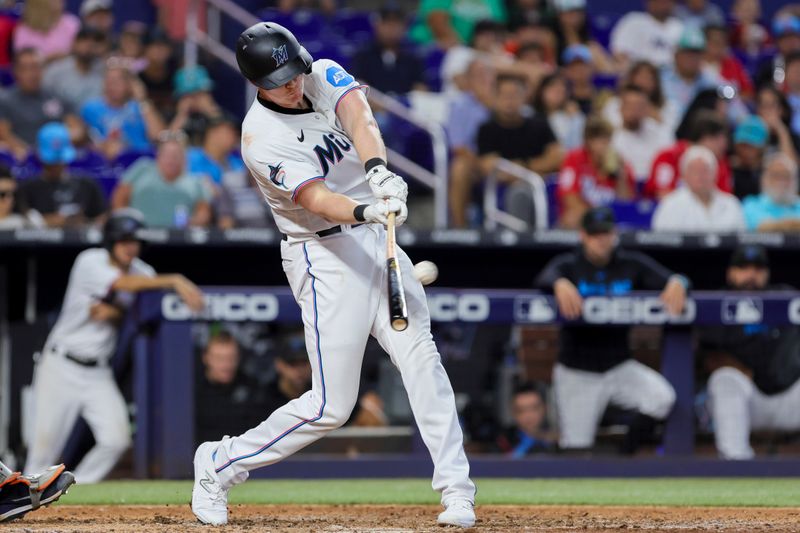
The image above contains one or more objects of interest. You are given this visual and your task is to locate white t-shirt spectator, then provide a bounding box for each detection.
[612,118,674,181]
[651,187,746,232]
[610,12,683,68]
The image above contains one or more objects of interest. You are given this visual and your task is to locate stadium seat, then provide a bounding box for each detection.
[331,11,374,46]
[112,149,155,172]
[257,9,326,42]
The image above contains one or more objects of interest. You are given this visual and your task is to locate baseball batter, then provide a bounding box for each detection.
[191,23,476,528]
[25,209,204,483]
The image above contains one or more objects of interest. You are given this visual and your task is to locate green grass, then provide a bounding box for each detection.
[60,479,800,507]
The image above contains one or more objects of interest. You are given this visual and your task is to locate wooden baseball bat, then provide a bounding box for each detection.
[386,212,408,331]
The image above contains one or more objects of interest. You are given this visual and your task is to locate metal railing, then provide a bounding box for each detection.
[484,159,548,232]
[185,0,450,228]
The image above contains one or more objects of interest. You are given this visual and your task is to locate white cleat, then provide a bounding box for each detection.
[191,440,229,526]
[437,499,476,528]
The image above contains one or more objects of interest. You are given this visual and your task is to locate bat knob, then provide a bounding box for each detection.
[391,318,408,331]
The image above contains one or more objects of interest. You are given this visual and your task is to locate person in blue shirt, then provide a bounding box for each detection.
[186,114,245,186]
[742,152,800,232]
[494,382,555,457]
[80,64,165,159]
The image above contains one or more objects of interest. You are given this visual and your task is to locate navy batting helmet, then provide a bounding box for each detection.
[235,22,313,90]
[103,208,146,250]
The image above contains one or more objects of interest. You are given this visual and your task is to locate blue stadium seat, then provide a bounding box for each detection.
[69,149,107,176]
[611,199,657,229]
[0,67,12,87]
[111,149,155,174]
[423,47,445,93]
[331,11,374,45]
[257,9,327,42]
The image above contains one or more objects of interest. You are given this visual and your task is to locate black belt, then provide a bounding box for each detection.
[65,353,100,367]
[281,224,362,241]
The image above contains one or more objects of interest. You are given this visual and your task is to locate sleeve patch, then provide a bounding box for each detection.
[326,66,355,87]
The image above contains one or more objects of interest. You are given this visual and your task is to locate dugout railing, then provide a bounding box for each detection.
[126,287,800,479]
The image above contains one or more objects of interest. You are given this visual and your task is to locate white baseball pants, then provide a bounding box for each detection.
[553,360,676,448]
[212,224,475,504]
[25,353,131,483]
[708,366,800,460]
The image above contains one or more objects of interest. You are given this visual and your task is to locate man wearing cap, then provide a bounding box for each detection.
[652,145,746,232]
[16,123,106,228]
[562,44,597,115]
[0,49,82,160]
[536,206,687,452]
[742,153,800,231]
[698,245,800,459]
[43,26,108,110]
[79,0,114,36]
[169,65,223,144]
[610,0,683,69]
[661,27,720,121]
[755,15,800,88]
[731,115,769,199]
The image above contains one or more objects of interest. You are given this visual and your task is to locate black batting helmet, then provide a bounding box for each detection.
[235,22,313,90]
[103,208,146,250]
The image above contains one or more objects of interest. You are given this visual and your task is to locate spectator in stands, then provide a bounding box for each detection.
[410,0,508,49]
[81,63,165,159]
[116,21,147,63]
[742,153,800,232]
[698,245,800,460]
[43,26,108,111]
[783,52,800,136]
[195,331,272,446]
[13,0,81,63]
[755,15,800,89]
[646,111,732,199]
[550,0,616,73]
[506,0,550,31]
[447,59,494,228]
[187,115,249,229]
[609,0,683,69]
[755,86,800,161]
[730,0,770,61]
[79,0,114,35]
[536,207,685,452]
[703,25,755,101]
[494,382,555,456]
[611,85,674,181]
[602,61,680,131]
[674,87,748,141]
[16,123,106,228]
[169,65,223,145]
[558,117,635,229]
[266,335,313,409]
[352,6,426,95]
[111,130,211,228]
[661,27,719,123]
[731,116,769,200]
[674,0,724,27]
[532,73,584,151]
[138,28,177,121]
[652,146,746,232]
[478,74,563,226]
[0,48,82,160]
[0,165,40,230]
[562,45,597,115]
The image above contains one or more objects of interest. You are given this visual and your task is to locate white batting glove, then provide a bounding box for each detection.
[366,164,408,202]
[363,198,408,226]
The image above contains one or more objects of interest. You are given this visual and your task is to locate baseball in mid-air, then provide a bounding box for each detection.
[413,261,438,285]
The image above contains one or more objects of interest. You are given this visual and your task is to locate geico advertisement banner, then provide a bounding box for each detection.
[158,291,800,325]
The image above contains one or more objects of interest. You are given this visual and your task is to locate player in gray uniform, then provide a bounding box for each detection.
[191,23,476,528]
[25,209,204,483]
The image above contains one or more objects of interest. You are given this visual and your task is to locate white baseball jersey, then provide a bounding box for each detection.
[45,247,155,362]
[241,59,373,237]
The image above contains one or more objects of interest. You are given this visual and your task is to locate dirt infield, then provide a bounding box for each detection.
[3,504,800,532]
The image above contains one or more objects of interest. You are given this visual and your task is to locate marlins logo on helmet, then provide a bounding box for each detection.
[272,45,289,66]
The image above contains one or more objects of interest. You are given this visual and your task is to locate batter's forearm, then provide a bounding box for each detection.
[350,114,387,166]
[304,191,361,224]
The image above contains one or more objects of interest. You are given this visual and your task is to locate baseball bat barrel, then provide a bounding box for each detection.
[386,212,408,331]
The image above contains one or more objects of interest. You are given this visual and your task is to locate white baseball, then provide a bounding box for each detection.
[413,261,438,286]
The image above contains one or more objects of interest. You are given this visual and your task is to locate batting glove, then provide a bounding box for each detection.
[366,165,408,202]
[363,198,408,227]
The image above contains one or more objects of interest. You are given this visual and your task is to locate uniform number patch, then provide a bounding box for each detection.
[326,66,354,87]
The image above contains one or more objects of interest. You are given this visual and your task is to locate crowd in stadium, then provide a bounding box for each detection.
[0,0,799,232]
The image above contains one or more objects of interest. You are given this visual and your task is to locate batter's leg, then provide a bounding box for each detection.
[25,357,81,474]
[707,367,756,459]
[370,241,475,505]
[73,370,131,483]
[213,237,376,488]
[552,363,609,449]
